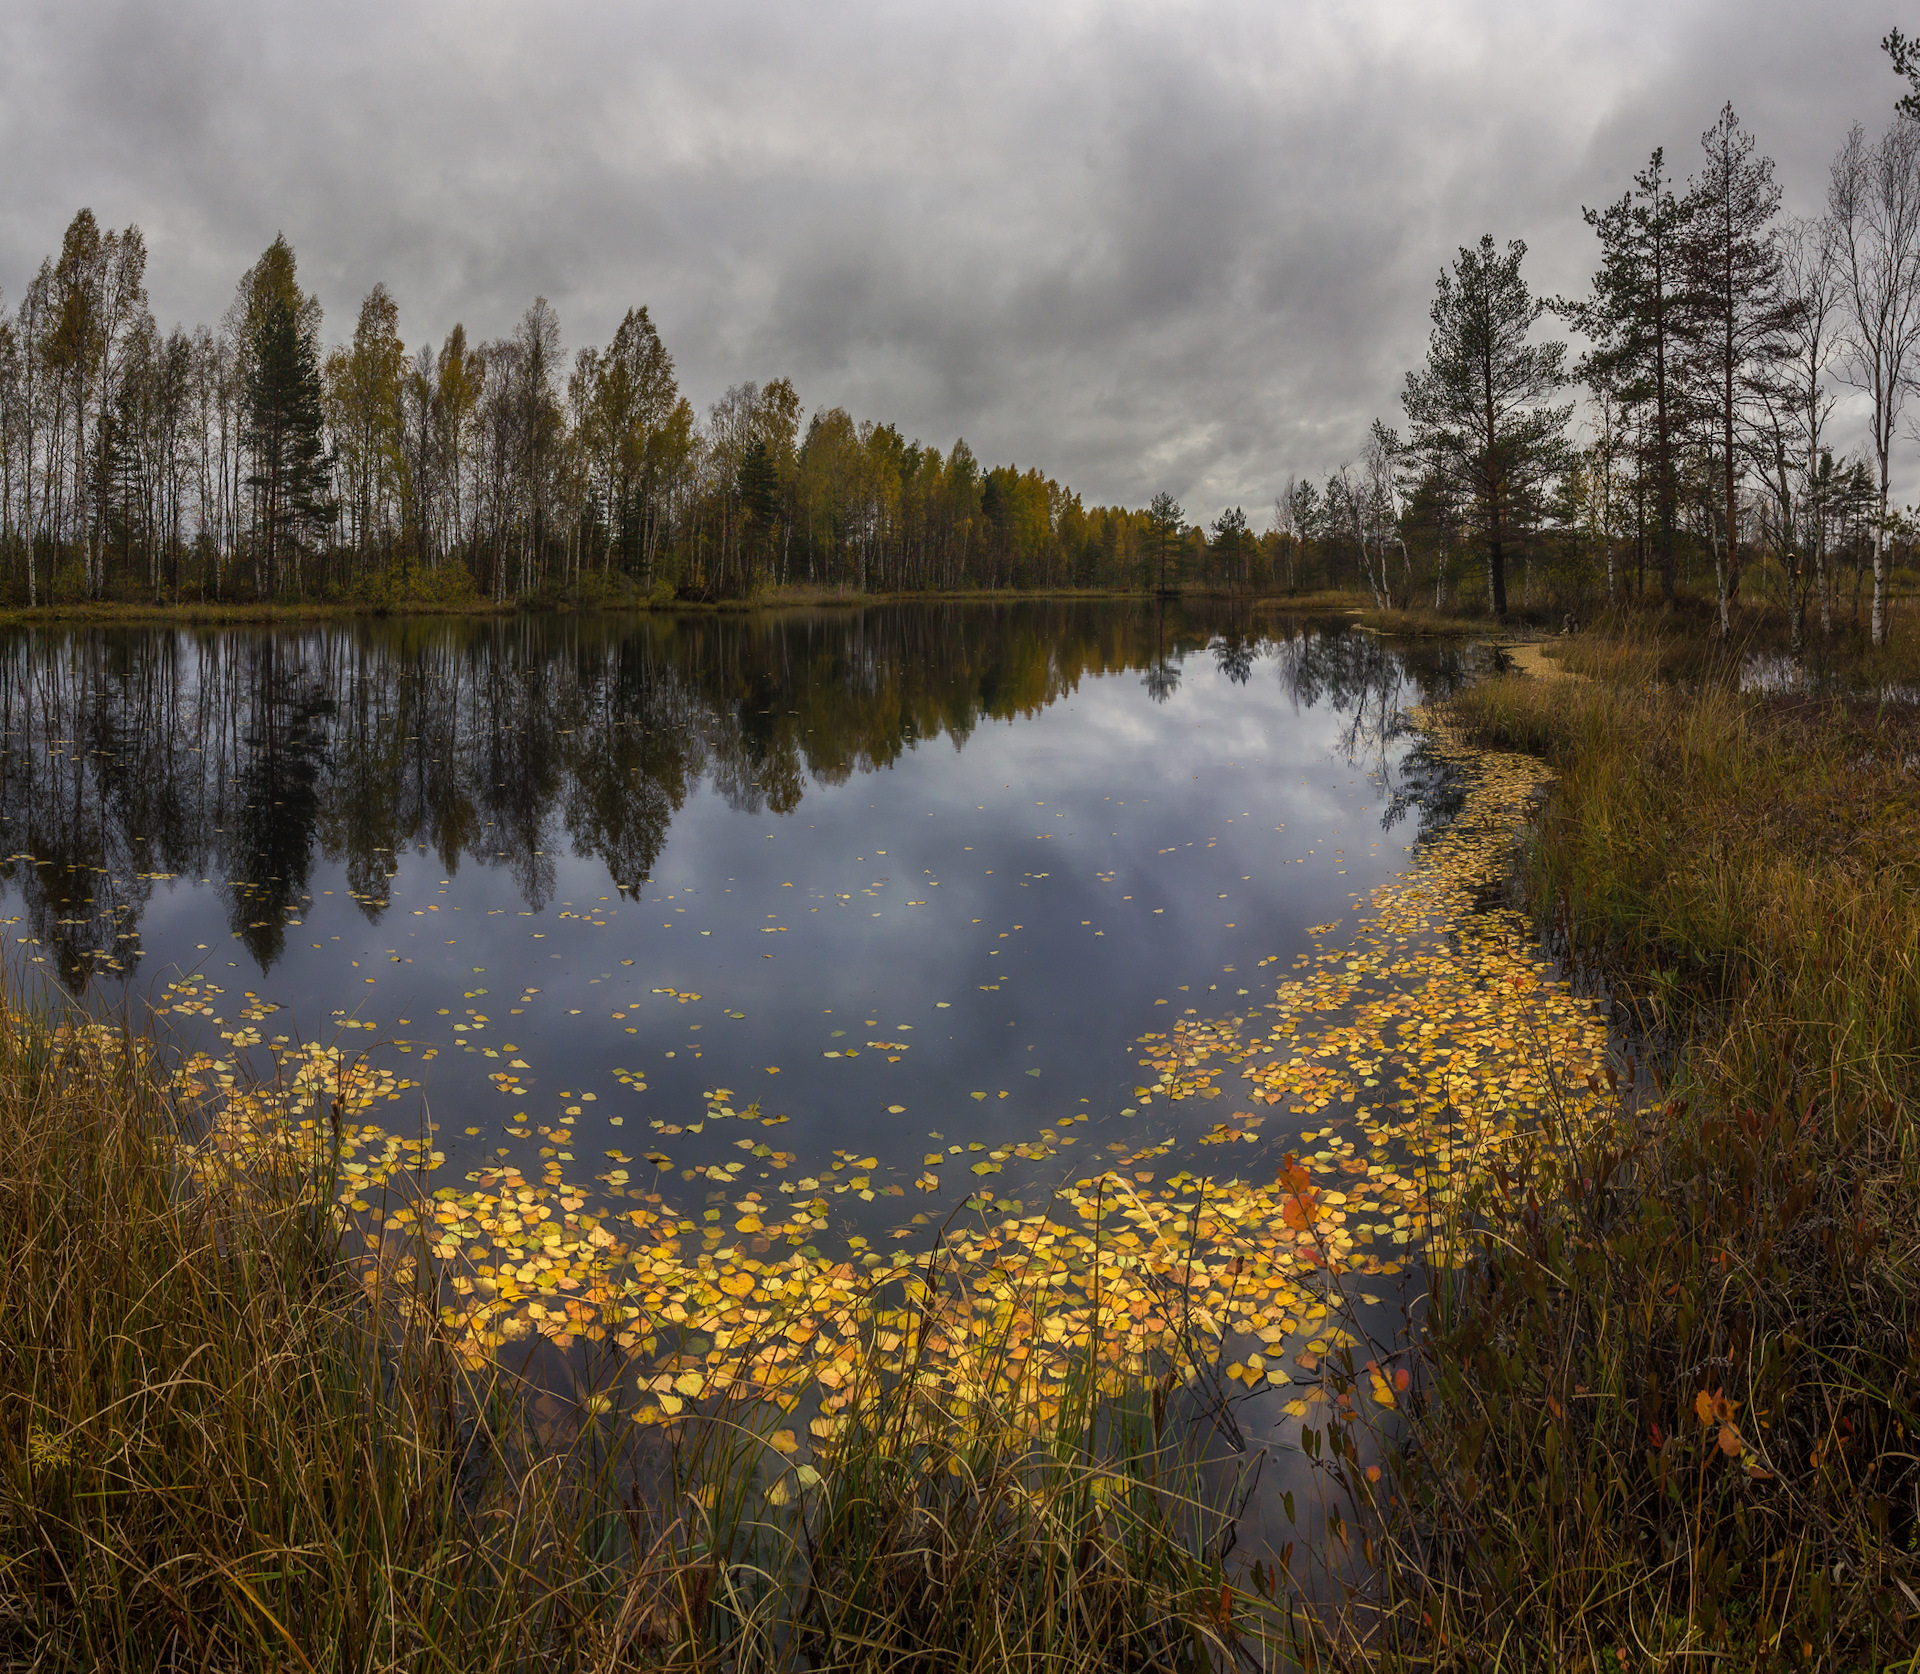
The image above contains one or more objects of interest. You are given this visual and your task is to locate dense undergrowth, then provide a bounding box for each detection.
[0,998,1275,1671]
[1353,623,1920,1670]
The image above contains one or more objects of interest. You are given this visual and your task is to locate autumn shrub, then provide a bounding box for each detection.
[399,555,483,607]
[1354,605,1486,636]
[1343,657,1920,1669]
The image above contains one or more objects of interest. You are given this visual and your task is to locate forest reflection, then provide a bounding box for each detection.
[0,602,1473,989]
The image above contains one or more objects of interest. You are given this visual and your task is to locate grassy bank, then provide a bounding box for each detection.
[0,582,1231,628]
[709,582,1166,610]
[0,994,1274,1670]
[1257,590,1575,635]
[0,596,523,627]
[1353,633,1920,1669]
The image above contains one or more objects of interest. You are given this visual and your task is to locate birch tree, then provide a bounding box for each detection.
[13,268,54,606]
[1752,216,1841,651]
[1827,116,1920,645]
[325,284,406,576]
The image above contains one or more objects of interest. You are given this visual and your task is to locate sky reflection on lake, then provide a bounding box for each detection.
[0,603,1478,1228]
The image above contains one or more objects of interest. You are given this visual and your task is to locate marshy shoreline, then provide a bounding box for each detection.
[9,602,1920,1670]
[1376,617,1920,1670]
[0,581,1225,630]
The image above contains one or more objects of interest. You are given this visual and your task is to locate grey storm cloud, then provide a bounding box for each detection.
[0,0,1905,520]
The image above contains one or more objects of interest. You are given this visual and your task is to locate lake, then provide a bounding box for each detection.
[0,603,1477,1254]
[2,599,1634,1591]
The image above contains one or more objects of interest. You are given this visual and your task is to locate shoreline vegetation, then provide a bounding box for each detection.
[1368,616,1920,1669]
[0,583,1394,632]
[1,603,1623,1670]
[0,581,1421,629]
[1,1002,1264,1670]
[0,581,1183,627]
[19,90,1920,637]
[1,216,1269,616]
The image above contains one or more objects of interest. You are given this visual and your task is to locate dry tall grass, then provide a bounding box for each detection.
[1340,649,1920,1670]
[0,994,1282,1670]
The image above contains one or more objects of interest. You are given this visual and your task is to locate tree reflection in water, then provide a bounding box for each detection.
[0,603,1481,991]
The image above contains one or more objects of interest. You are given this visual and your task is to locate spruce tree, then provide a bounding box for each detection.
[241,236,330,599]
[738,439,779,534]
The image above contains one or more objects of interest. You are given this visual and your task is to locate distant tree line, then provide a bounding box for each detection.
[0,221,1295,607]
[1278,47,1920,643]
[15,43,1920,628]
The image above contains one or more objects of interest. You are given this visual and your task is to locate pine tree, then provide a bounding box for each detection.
[1402,235,1571,616]
[1680,104,1800,640]
[1885,28,1920,118]
[1209,505,1250,589]
[1148,491,1183,592]
[1561,149,1688,600]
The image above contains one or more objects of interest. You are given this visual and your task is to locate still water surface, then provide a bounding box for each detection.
[0,603,1474,1238]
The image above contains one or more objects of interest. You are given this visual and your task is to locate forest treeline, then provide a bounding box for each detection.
[11,45,1920,624]
[0,224,1275,607]
[1307,46,1920,643]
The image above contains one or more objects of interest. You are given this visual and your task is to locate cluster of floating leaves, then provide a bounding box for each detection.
[164,705,1611,1450]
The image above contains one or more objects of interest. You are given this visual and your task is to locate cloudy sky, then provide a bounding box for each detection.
[0,0,1903,520]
